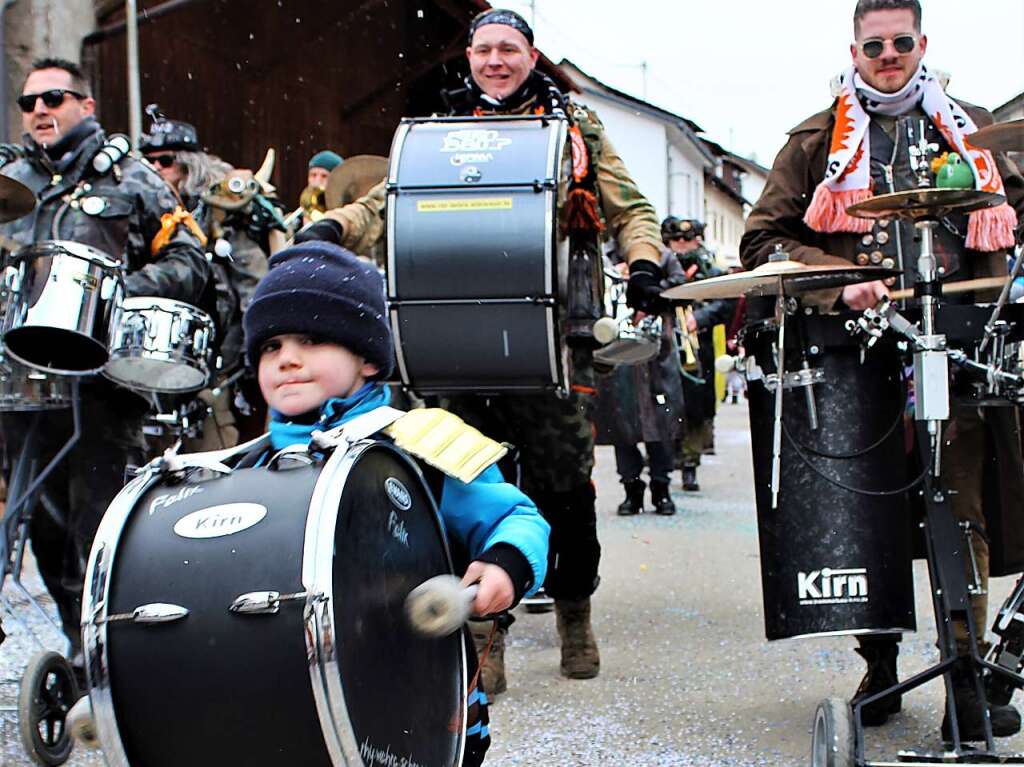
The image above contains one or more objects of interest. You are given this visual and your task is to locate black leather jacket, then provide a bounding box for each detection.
[1,118,209,304]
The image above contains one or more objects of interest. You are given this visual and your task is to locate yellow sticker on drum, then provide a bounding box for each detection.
[416,198,513,213]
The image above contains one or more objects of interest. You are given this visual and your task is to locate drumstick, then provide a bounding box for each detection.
[888,276,1008,301]
[405,575,480,637]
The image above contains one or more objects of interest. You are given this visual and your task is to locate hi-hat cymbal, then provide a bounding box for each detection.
[969,119,1024,154]
[0,175,36,223]
[847,188,1004,221]
[324,155,388,209]
[661,261,900,301]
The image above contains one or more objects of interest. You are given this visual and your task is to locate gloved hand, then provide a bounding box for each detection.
[625,258,669,314]
[293,218,344,246]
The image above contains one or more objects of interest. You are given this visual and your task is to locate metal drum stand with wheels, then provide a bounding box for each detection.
[809,125,1024,765]
[1,380,83,766]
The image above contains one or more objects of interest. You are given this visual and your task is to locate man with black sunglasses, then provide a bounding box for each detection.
[741,0,1024,743]
[0,57,210,683]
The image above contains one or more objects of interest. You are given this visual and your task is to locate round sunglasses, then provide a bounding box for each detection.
[859,34,918,59]
[17,89,86,113]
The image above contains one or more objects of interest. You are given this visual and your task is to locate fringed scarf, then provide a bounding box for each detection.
[455,71,603,236]
[805,64,1017,252]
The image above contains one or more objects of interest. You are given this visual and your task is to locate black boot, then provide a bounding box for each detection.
[852,639,901,726]
[941,665,1022,742]
[617,479,644,516]
[650,479,676,515]
[681,465,700,492]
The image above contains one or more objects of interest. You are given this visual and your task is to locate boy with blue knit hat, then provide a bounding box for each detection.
[243,241,549,765]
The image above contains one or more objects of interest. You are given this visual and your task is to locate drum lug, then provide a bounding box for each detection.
[229,590,309,615]
[98,603,189,625]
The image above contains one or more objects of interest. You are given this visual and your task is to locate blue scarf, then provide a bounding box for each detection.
[268,383,392,449]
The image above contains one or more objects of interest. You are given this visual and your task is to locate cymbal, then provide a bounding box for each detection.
[324,155,388,209]
[969,119,1024,153]
[661,261,901,301]
[0,175,36,223]
[847,188,1004,221]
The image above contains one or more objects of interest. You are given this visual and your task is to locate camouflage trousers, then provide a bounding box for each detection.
[2,399,145,652]
[444,369,600,600]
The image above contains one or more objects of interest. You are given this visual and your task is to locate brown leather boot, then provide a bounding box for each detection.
[555,598,600,679]
[470,620,506,696]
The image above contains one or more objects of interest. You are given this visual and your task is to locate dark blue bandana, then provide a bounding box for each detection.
[468,8,534,45]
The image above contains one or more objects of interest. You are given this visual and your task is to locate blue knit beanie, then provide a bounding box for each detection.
[308,150,343,172]
[243,242,392,378]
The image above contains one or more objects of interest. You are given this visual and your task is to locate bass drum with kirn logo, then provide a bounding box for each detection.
[744,310,916,641]
[81,437,466,767]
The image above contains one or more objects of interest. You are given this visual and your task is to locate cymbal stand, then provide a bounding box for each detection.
[769,278,786,510]
[0,380,81,658]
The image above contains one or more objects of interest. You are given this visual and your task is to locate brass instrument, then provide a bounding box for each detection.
[676,305,701,373]
[298,184,327,222]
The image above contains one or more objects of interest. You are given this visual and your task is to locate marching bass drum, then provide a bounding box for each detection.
[82,438,466,767]
[387,115,570,394]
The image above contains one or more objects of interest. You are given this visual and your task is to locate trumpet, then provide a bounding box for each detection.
[281,184,328,235]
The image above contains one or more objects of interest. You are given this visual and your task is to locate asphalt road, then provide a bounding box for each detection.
[3,401,1024,765]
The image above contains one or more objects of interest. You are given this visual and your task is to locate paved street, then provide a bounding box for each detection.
[3,401,1024,765]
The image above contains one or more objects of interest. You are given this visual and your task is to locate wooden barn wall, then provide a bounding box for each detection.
[81,0,481,204]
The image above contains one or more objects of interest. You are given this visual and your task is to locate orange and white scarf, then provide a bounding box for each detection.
[804,64,1017,252]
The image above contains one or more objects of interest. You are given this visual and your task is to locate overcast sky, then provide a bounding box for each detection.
[497,0,1024,167]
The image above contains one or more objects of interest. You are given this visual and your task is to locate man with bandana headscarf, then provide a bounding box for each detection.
[741,0,1024,742]
[297,8,664,696]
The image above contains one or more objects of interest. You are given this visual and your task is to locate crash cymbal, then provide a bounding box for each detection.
[324,155,388,209]
[0,175,36,223]
[847,188,1004,221]
[661,261,901,301]
[969,119,1024,154]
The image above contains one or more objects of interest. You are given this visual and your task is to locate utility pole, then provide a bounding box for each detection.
[126,0,142,147]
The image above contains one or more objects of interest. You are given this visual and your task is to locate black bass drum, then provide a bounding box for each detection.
[745,311,916,641]
[387,115,569,394]
[82,438,466,767]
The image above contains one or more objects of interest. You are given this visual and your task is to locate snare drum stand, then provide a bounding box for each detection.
[0,380,81,659]
[819,197,1024,765]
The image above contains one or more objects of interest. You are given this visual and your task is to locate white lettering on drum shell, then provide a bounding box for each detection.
[149,485,203,515]
[440,129,511,154]
[359,736,426,767]
[173,503,267,539]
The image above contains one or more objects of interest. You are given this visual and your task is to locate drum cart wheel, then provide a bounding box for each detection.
[17,650,79,766]
[811,697,854,767]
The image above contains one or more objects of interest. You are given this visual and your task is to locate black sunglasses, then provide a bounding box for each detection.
[17,88,86,113]
[146,154,177,168]
[860,34,917,59]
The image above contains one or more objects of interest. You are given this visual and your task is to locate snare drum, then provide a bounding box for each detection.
[2,241,123,375]
[0,351,71,411]
[387,116,570,394]
[83,438,466,767]
[104,297,214,393]
[744,311,915,640]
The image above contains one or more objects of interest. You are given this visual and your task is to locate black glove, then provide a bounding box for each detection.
[294,218,344,246]
[626,259,669,314]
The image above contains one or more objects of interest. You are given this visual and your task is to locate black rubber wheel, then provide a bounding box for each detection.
[811,697,855,767]
[18,651,79,766]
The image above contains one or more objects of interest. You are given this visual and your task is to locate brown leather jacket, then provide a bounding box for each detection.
[740,99,1024,297]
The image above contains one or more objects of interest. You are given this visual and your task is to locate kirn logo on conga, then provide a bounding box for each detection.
[797,567,868,606]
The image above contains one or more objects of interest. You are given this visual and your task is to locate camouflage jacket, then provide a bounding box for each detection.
[324,99,661,265]
[1,121,209,304]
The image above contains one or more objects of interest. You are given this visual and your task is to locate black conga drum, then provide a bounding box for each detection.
[745,311,916,640]
[82,439,466,766]
[386,115,570,394]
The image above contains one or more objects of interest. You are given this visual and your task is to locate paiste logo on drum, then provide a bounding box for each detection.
[797,567,868,606]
